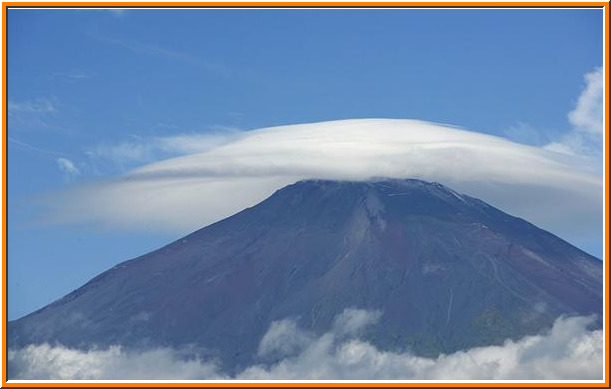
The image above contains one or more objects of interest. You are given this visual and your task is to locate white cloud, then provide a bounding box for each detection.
[40,119,603,253]
[545,67,604,158]
[7,311,603,380]
[56,158,80,181]
[240,313,603,380]
[332,308,382,337]
[257,319,313,358]
[7,345,224,380]
[568,67,604,136]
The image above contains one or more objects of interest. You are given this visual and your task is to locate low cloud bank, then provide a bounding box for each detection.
[8,310,603,381]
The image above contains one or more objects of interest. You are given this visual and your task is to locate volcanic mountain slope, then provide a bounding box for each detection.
[8,179,603,372]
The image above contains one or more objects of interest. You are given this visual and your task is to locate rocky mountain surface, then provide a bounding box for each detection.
[8,179,603,372]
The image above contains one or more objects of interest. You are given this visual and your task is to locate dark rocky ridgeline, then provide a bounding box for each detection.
[7,179,603,373]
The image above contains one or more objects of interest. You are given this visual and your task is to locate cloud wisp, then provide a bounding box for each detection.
[85,130,240,170]
[49,70,97,81]
[7,310,603,380]
[56,158,81,181]
[89,29,233,77]
[8,98,57,116]
[8,137,66,158]
[39,118,603,253]
[7,97,74,133]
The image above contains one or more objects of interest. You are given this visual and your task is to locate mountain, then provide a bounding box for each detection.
[7,179,603,373]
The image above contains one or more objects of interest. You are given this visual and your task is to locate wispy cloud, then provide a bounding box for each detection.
[49,70,97,81]
[56,158,81,181]
[8,137,66,158]
[544,67,604,158]
[89,29,232,77]
[8,99,57,116]
[7,312,603,380]
[6,97,73,133]
[8,137,81,183]
[85,129,241,172]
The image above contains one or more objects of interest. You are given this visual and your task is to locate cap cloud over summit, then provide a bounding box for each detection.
[41,119,602,254]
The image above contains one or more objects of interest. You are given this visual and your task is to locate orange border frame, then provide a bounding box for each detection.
[0,2,608,387]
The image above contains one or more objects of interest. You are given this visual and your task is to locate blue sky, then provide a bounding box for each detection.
[6,7,604,320]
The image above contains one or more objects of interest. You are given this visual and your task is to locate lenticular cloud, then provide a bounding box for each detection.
[7,311,603,380]
[41,119,602,248]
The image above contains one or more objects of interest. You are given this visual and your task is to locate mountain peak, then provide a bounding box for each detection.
[262,178,476,226]
[8,179,602,374]
[285,177,456,191]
